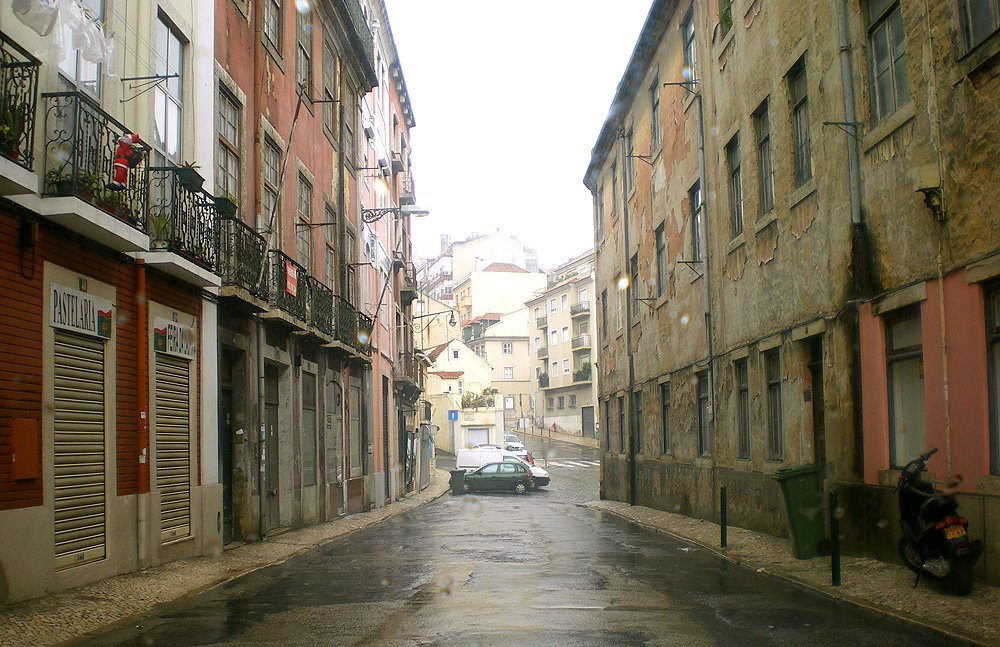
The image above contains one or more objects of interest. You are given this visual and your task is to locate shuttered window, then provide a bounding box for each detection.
[156,354,191,542]
[53,331,106,569]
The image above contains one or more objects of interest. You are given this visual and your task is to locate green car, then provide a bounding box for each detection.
[461,461,534,494]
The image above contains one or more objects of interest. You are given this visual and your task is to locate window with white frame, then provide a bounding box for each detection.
[558,396,565,409]
[152,18,184,165]
[59,0,103,95]
[263,0,282,50]
[503,366,514,380]
[296,174,313,271]
[502,342,513,355]
[549,299,557,313]
[562,327,569,342]
[261,138,280,235]
[563,359,570,374]
[569,394,577,408]
[296,4,312,93]
[682,9,698,81]
[534,336,540,350]
[561,294,569,310]
[550,330,558,346]
[452,348,460,360]
[689,181,703,261]
[551,361,558,375]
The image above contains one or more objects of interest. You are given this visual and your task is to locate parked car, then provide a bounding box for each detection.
[507,447,535,465]
[460,461,534,494]
[503,455,550,488]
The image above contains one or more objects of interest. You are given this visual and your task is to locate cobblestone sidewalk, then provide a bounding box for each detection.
[587,500,999,646]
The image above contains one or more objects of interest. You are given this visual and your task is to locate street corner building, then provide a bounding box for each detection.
[585,0,1000,582]
[0,0,428,605]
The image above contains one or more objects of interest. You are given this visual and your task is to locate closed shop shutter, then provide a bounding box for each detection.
[155,354,191,542]
[467,427,489,447]
[53,331,106,570]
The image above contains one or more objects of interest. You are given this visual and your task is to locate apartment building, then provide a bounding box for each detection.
[586,0,1000,582]
[526,252,598,437]
[417,231,539,303]
[464,309,533,433]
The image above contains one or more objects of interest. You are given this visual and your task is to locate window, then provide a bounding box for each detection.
[958,0,1000,51]
[736,359,751,459]
[59,0,103,95]
[660,382,671,454]
[655,224,667,298]
[322,41,340,137]
[618,395,626,454]
[633,390,643,454]
[697,372,710,456]
[616,289,623,331]
[549,299,557,314]
[153,18,184,164]
[562,326,569,342]
[296,4,312,93]
[323,205,337,286]
[343,229,356,303]
[547,397,554,411]
[867,1,910,124]
[263,0,282,50]
[217,88,240,200]
[533,336,540,350]
[561,294,569,310]
[611,162,619,219]
[754,100,775,215]
[551,330,558,346]
[558,396,565,409]
[261,138,281,235]
[625,128,635,193]
[563,359,570,374]
[765,349,783,460]
[596,184,606,242]
[726,134,743,238]
[452,348,460,360]
[551,361,558,376]
[682,9,698,80]
[601,289,609,336]
[533,307,540,319]
[503,366,514,380]
[569,394,577,408]
[458,380,464,394]
[630,253,640,315]
[296,175,313,271]
[650,75,661,149]
[789,58,812,186]
[504,396,515,410]
[987,284,1000,474]
[502,342,513,355]
[887,309,925,467]
[689,181,703,261]
[579,288,588,303]
[720,0,734,34]
[535,366,542,379]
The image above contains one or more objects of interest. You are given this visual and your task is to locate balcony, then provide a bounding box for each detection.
[0,31,40,193]
[573,364,592,383]
[356,311,374,356]
[218,216,268,307]
[264,250,309,326]
[399,261,418,306]
[399,171,415,205]
[571,334,592,350]
[538,373,549,388]
[332,295,359,352]
[390,151,404,173]
[536,315,548,329]
[393,351,423,401]
[537,346,549,359]
[306,275,334,339]
[571,301,590,317]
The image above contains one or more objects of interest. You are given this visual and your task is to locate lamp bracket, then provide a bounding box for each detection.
[676,259,704,279]
[664,80,699,96]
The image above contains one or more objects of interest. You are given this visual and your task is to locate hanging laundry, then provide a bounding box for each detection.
[11,0,60,37]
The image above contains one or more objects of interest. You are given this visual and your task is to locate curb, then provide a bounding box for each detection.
[589,502,993,647]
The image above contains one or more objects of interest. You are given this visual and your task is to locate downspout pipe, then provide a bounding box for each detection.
[619,128,637,507]
[253,0,267,542]
[836,0,862,227]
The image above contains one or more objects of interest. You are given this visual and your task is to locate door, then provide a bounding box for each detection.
[218,382,233,544]
[155,354,191,542]
[809,337,826,465]
[264,364,280,532]
[581,406,595,438]
[53,331,106,569]
[498,462,518,491]
[382,377,390,501]
[467,427,489,448]
[324,381,343,516]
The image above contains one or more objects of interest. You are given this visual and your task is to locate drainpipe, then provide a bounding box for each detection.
[836,0,862,228]
[136,260,149,567]
[253,0,267,541]
[619,129,637,507]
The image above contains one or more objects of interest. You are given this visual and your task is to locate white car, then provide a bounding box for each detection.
[502,454,550,488]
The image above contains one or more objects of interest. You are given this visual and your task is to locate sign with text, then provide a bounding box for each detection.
[153,318,197,359]
[50,283,113,339]
[285,261,298,296]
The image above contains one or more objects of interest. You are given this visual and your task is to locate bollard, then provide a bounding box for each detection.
[829,488,841,586]
[720,485,728,548]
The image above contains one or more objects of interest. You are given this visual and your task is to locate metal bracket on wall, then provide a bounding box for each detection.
[676,259,703,280]
[120,74,178,104]
[822,121,863,142]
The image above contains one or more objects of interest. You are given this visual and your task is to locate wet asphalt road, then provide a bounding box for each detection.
[71,437,955,646]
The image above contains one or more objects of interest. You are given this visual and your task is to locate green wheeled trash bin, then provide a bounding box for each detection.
[450,469,465,495]
[774,463,826,559]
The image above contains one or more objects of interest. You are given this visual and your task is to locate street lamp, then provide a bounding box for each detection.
[412,310,457,327]
[362,205,430,223]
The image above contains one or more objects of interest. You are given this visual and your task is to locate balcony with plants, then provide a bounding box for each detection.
[538,372,549,388]
[0,31,40,191]
[573,362,592,384]
[144,166,220,285]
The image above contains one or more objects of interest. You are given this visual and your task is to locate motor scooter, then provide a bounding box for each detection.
[896,448,982,595]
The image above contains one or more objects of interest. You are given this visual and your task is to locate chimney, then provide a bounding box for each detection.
[440,235,450,254]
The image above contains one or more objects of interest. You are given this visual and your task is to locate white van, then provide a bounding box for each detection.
[455,447,550,488]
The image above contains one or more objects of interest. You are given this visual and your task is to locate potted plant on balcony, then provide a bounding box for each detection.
[214,193,238,218]
[175,161,204,191]
[77,170,102,202]
[94,189,131,221]
[148,209,171,250]
[0,97,27,161]
[45,167,78,195]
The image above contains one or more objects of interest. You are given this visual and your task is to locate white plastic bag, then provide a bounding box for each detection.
[11,0,60,37]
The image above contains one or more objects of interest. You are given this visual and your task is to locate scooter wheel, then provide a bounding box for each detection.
[897,537,923,575]
[950,558,974,596]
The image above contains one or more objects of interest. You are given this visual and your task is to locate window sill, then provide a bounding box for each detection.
[862,101,916,153]
[263,39,285,73]
[787,179,817,211]
[727,234,745,254]
[753,211,777,234]
[714,25,736,67]
[952,26,1000,85]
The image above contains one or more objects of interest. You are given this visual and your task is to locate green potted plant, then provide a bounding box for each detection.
[77,170,102,202]
[0,97,27,160]
[45,167,78,195]
[175,161,204,191]
[95,189,129,220]
[148,209,172,249]
[214,193,238,218]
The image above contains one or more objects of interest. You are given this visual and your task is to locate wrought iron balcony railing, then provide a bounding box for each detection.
[399,261,418,306]
[394,351,419,384]
[42,92,148,229]
[0,32,40,170]
[573,365,592,383]
[356,311,374,355]
[218,216,268,300]
[536,315,548,328]
[334,294,359,349]
[147,167,218,269]
[267,250,309,322]
[571,301,590,316]
[306,275,334,337]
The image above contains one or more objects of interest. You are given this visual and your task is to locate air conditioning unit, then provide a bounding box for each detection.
[363,116,375,140]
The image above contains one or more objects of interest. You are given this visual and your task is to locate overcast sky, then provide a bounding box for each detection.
[382,0,653,270]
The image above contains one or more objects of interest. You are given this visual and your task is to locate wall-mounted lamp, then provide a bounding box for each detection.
[412,310,457,327]
[916,186,945,223]
[362,205,430,223]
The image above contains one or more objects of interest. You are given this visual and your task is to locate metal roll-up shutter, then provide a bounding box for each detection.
[155,354,191,542]
[53,331,106,570]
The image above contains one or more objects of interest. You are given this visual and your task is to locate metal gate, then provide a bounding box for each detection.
[53,331,106,569]
[155,354,191,542]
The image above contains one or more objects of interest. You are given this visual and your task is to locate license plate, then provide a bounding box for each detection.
[944,525,966,540]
